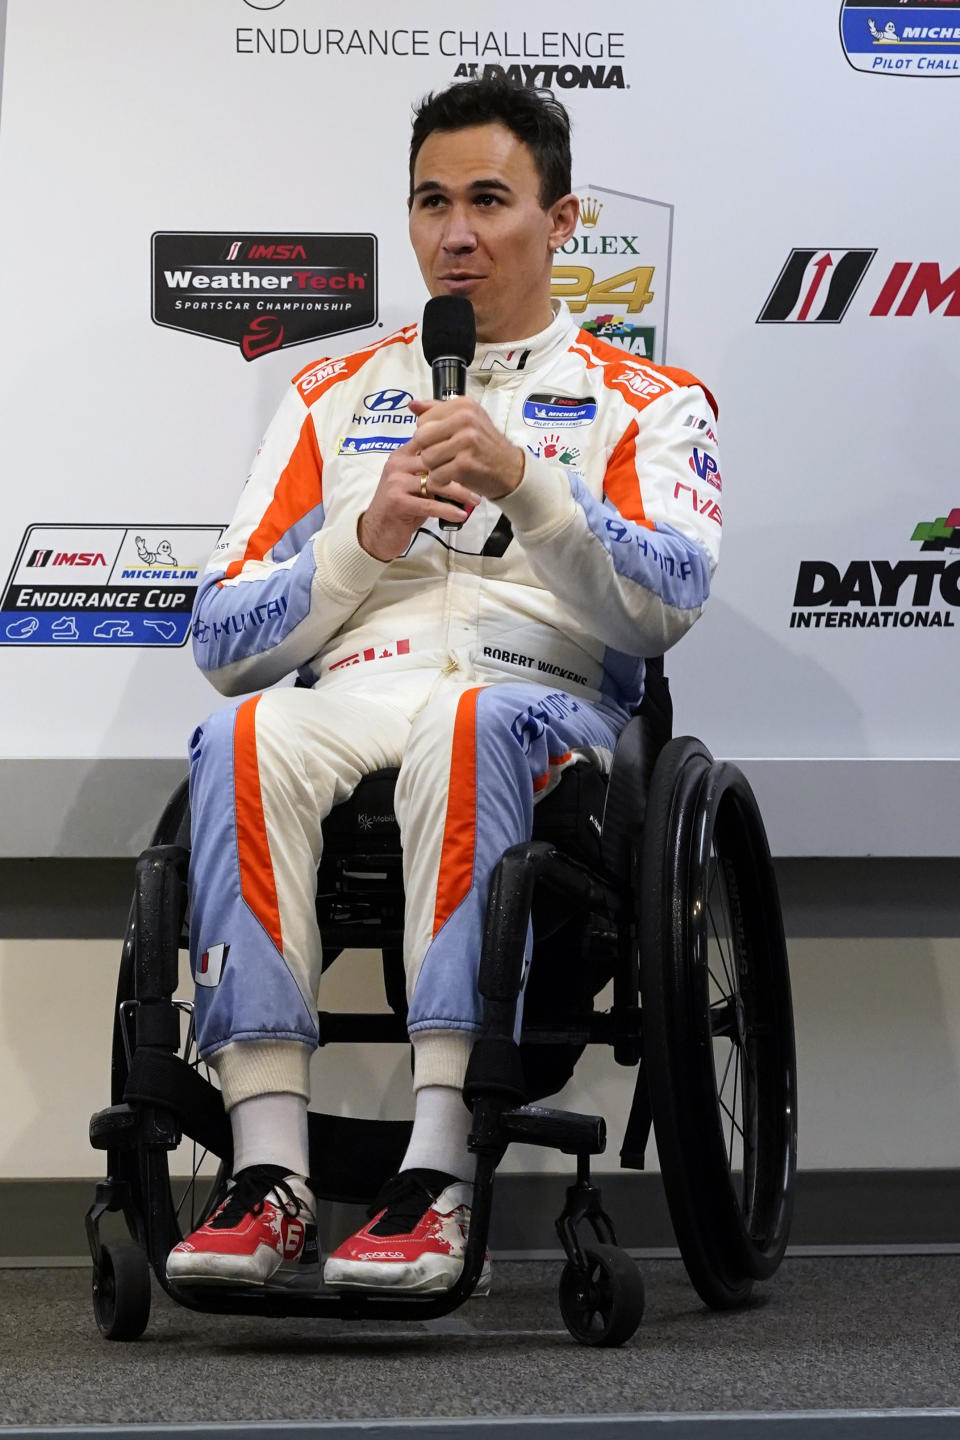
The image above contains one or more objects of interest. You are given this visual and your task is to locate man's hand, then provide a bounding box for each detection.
[357,434,482,562]
[410,397,525,505]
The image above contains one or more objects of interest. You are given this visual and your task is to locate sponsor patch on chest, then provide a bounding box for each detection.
[522,394,597,429]
[337,434,406,455]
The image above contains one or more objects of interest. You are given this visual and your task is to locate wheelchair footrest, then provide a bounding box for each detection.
[499,1105,606,1156]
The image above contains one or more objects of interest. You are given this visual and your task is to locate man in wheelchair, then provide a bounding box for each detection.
[166,75,721,1298]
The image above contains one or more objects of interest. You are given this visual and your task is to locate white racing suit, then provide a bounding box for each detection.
[188,300,722,1110]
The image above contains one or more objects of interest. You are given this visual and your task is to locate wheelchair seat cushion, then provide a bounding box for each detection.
[320,760,607,870]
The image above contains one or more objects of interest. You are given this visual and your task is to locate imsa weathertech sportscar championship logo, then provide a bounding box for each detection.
[840,0,960,75]
[152,233,377,359]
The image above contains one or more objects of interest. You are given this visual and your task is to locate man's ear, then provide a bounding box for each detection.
[547,193,579,253]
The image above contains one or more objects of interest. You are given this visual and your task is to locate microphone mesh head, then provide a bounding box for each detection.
[422,296,476,366]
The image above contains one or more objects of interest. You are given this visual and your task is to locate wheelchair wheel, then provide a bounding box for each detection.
[638,737,797,1309]
[106,939,230,1275]
[558,1244,645,1347]
[92,1240,152,1341]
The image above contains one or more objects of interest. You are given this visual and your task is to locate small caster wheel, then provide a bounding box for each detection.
[92,1240,152,1341]
[558,1243,645,1348]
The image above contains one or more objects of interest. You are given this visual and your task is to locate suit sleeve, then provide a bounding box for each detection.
[496,383,721,657]
[192,383,386,696]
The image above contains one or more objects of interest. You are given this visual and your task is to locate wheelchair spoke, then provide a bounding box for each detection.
[728,1049,741,1170]
[708,904,735,996]
[706,857,736,995]
[174,1145,210,1226]
[717,1090,744,1142]
[708,964,731,1002]
[716,1038,736,1101]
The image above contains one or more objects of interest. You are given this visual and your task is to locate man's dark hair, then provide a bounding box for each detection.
[409,76,572,209]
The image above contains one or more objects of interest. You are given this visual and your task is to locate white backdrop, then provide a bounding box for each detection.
[0,0,958,855]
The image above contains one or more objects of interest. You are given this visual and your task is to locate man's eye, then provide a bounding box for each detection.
[475,194,500,207]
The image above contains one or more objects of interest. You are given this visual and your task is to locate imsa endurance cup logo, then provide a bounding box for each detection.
[0,526,224,647]
[840,0,960,75]
[551,187,672,362]
[152,233,377,360]
[790,510,960,632]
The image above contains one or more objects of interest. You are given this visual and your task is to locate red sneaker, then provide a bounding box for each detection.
[323,1168,491,1295]
[166,1165,319,1288]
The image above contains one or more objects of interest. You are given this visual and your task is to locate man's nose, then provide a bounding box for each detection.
[441,206,477,253]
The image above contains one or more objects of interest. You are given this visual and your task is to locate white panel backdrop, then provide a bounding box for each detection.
[0,0,957,855]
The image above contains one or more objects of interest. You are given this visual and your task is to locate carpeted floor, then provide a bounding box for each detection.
[2,1257,959,1428]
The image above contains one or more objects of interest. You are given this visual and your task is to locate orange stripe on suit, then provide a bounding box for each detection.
[233,696,284,953]
[432,687,483,938]
[225,417,324,580]
[573,329,719,420]
[604,418,654,529]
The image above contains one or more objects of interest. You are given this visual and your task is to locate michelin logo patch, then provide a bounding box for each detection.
[522,394,598,429]
[0,524,224,647]
[338,435,406,455]
[840,1,960,75]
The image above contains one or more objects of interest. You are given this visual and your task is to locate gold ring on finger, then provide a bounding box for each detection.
[419,475,429,498]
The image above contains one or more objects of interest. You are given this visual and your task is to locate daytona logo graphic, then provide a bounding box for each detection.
[790,508,960,630]
[152,232,377,359]
[453,60,624,88]
[759,250,960,321]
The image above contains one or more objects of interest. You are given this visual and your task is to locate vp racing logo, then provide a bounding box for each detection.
[791,509,960,631]
[152,232,378,359]
[840,1,960,75]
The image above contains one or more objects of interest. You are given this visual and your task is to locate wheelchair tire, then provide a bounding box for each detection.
[92,1240,152,1341]
[558,1244,645,1347]
[638,737,797,1309]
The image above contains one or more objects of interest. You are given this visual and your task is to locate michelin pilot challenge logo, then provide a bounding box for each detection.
[840,2,960,75]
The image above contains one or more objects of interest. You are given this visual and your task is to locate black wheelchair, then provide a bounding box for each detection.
[87,660,797,1348]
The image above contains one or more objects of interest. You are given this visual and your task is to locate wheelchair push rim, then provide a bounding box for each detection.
[638,737,797,1307]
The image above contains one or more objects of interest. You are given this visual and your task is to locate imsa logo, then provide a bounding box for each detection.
[757,249,877,323]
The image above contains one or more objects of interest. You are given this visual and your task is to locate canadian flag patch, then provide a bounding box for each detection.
[195,942,229,988]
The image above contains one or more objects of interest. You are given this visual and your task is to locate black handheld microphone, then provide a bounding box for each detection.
[421,295,476,531]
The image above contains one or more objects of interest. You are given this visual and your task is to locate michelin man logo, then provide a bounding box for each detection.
[136,536,179,567]
[868,19,900,43]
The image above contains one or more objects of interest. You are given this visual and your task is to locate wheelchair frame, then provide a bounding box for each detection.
[87,663,798,1347]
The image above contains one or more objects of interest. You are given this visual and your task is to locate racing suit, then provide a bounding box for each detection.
[188,299,722,1110]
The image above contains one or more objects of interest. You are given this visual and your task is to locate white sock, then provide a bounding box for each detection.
[230,1092,310,1178]
[399,1085,476,1184]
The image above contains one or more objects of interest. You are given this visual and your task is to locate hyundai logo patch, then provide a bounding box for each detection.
[522,394,598,429]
